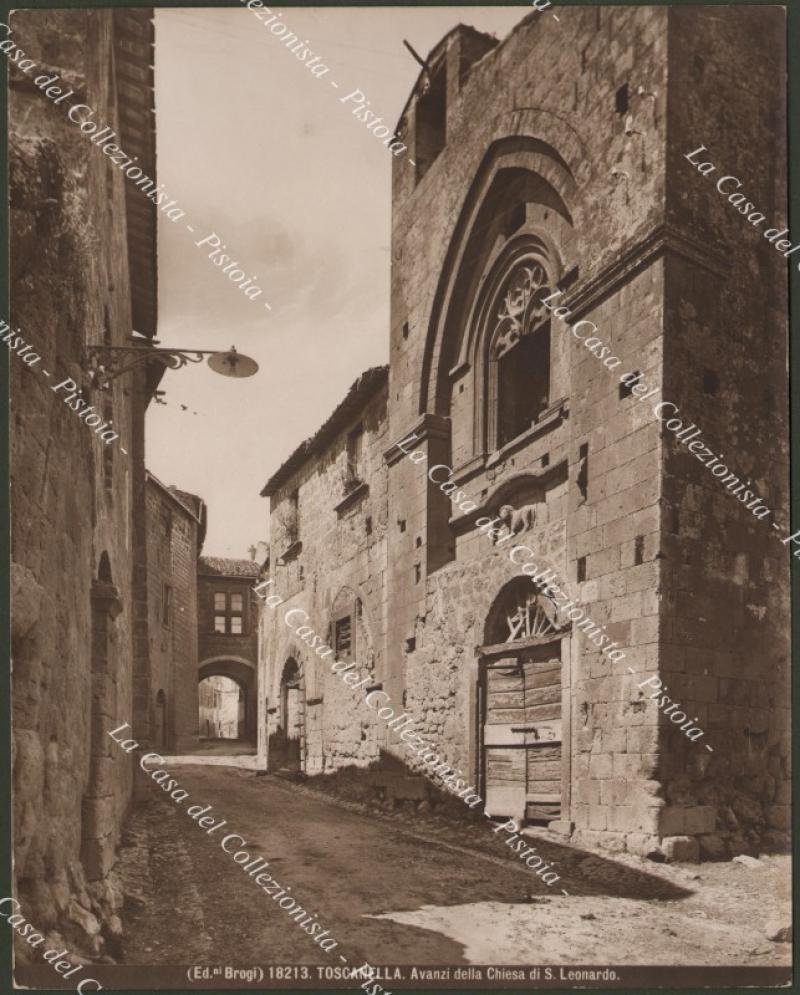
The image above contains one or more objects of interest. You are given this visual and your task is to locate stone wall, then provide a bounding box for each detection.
[261,376,389,774]
[652,7,790,859]
[145,477,203,754]
[10,7,156,957]
[384,8,671,853]
[258,7,788,859]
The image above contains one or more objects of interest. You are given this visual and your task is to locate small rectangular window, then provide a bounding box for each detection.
[214,615,226,634]
[214,592,226,611]
[415,63,447,182]
[230,616,243,635]
[161,585,173,628]
[230,593,243,612]
[346,425,364,489]
[335,616,352,659]
[288,489,300,542]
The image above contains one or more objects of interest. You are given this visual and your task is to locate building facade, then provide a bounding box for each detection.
[260,7,789,861]
[197,557,262,749]
[199,674,242,739]
[261,368,389,775]
[10,8,161,955]
[145,473,206,754]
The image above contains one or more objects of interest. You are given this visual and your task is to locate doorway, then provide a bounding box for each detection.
[478,578,568,827]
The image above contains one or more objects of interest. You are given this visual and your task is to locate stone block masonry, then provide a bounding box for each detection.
[259,7,789,862]
[9,6,161,960]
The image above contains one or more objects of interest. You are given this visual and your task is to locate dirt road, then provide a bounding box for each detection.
[118,766,791,969]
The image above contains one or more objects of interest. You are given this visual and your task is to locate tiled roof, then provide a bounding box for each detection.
[198,556,261,578]
[260,365,389,498]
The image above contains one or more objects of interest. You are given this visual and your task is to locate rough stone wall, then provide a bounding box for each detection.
[9,8,152,957]
[653,7,790,859]
[144,480,201,754]
[261,386,389,774]
[385,8,671,854]
[258,7,788,859]
[381,6,787,857]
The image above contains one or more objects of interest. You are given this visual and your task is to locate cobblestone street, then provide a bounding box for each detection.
[117,766,791,969]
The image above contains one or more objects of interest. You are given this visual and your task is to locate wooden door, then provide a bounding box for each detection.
[482,641,562,825]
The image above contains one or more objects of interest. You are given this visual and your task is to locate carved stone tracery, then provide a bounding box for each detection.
[491,261,552,360]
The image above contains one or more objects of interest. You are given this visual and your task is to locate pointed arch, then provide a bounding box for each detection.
[419,135,576,423]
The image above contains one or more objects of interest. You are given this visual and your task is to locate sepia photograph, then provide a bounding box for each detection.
[5,1,794,990]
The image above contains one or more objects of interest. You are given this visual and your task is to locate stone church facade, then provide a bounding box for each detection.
[262,6,789,860]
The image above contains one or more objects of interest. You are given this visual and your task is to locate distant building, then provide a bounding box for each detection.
[197,557,262,750]
[198,674,241,739]
[145,473,206,754]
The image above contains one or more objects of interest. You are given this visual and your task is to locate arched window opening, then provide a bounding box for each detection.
[485,576,561,646]
[489,260,554,450]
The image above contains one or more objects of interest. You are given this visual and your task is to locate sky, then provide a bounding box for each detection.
[148,5,529,558]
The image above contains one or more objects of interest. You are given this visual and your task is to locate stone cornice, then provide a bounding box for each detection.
[565,223,728,319]
[383,412,450,467]
[449,458,568,533]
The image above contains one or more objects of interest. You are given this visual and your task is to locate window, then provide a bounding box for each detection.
[619,371,639,400]
[345,425,364,491]
[615,83,629,115]
[489,261,553,450]
[161,584,173,629]
[334,616,352,659]
[496,326,551,447]
[415,63,446,182]
[286,489,299,543]
[212,590,246,635]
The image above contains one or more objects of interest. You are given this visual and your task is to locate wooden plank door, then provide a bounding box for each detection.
[482,642,562,825]
[522,648,562,824]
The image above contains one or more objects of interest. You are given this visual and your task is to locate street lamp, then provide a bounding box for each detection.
[86,342,259,390]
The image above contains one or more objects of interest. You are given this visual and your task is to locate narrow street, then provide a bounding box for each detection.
[118,765,791,969]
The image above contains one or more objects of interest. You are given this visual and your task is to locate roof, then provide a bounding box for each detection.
[198,556,262,578]
[260,365,389,498]
[145,470,204,523]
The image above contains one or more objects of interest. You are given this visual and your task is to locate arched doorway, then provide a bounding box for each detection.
[478,577,570,828]
[280,658,304,772]
[197,657,256,754]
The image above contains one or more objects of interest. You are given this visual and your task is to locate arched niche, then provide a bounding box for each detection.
[419,137,576,464]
